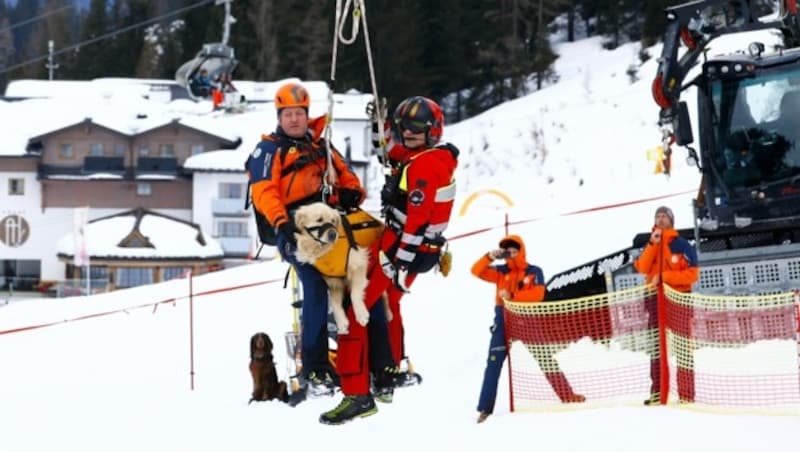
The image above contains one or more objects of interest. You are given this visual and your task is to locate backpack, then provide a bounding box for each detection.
[245,153,279,247]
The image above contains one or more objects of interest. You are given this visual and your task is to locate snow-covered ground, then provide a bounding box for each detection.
[1,31,797,452]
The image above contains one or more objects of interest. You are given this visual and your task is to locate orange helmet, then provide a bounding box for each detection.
[275,82,310,111]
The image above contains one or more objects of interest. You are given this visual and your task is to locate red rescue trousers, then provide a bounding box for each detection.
[338,234,418,395]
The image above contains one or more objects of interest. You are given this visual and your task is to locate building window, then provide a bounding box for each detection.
[89,143,104,156]
[218,221,247,237]
[163,267,191,281]
[137,182,152,196]
[219,182,243,199]
[139,145,150,156]
[8,178,24,195]
[160,144,174,157]
[191,144,204,155]
[114,144,126,157]
[89,266,109,289]
[60,143,74,158]
[116,267,153,288]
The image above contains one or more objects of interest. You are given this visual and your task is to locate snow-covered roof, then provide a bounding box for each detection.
[183,149,246,173]
[55,208,223,260]
[1,77,371,159]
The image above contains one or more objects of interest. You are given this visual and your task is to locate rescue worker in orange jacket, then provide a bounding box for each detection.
[319,96,459,425]
[471,235,585,424]
[634,205,699,404]
[248,81,365,395]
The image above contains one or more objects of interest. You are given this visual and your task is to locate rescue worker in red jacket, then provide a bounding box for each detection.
[248,82,365,396]
[364,99,437,378]
[634,205,699,404]
[319,96,459,425]
[472,235,585,423]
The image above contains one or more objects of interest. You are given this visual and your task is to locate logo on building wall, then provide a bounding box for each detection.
[0,215,30,248]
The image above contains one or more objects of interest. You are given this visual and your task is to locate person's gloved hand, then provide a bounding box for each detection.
[365,97,387,122]
[277,221,298,247]
[378,251,410,293]
[338,188,363,210]
[393,264,410,293]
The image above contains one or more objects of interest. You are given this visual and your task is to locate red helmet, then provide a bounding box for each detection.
[392,96,444,147]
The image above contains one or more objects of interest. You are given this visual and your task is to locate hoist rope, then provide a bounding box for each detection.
[324,0,390,194]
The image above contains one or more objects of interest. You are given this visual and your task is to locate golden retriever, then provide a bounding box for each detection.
[293,202,376,334]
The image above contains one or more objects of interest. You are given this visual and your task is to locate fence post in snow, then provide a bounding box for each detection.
[188,269,195,391]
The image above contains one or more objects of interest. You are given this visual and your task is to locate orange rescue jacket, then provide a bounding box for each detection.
[633,227,699,292]
[470,234,546,306]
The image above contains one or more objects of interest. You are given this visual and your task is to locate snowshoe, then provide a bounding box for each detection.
[287,371,338,407]
[395,370,423,387]
[380,365,422,388]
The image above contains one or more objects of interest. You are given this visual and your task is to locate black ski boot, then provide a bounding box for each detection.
[319,395,377,425]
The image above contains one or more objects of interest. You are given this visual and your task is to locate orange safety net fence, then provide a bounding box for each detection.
[505,285,800,413]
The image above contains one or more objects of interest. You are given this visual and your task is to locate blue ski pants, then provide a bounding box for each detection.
[278,236,333,378]
[477,305,507,414]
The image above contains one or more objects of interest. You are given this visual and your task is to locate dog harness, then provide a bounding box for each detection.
[313,209,383,278]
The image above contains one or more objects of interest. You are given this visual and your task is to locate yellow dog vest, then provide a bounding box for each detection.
[314,209,384,278]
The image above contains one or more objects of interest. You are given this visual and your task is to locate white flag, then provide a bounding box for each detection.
[73,207,90,267]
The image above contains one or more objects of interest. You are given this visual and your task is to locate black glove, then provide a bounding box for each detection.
[365,97,387,122]
[338,188,362,209]
[380,174,398,208]
[277,221,298,247]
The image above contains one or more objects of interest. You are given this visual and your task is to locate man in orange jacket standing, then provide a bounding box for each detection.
[634,206,699,404]
[472,235,584,424]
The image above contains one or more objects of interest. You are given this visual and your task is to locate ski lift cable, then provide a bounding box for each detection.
[0,3,76,35]
[0,0,215,76]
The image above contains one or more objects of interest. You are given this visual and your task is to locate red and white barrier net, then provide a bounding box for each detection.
[505,285,800,413]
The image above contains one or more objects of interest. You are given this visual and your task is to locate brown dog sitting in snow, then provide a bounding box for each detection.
[248,332,288,404]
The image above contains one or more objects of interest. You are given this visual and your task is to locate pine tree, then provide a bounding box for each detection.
[0,1,13,91]
[104,0,148,78]
[73,0,111,79]
[136,0,185,78]
[23,0,75,79]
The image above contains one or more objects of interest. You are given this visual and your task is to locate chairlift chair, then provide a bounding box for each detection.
[175,43,238,101]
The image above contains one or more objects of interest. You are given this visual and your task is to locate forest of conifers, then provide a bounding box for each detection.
[0,0,778,120]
